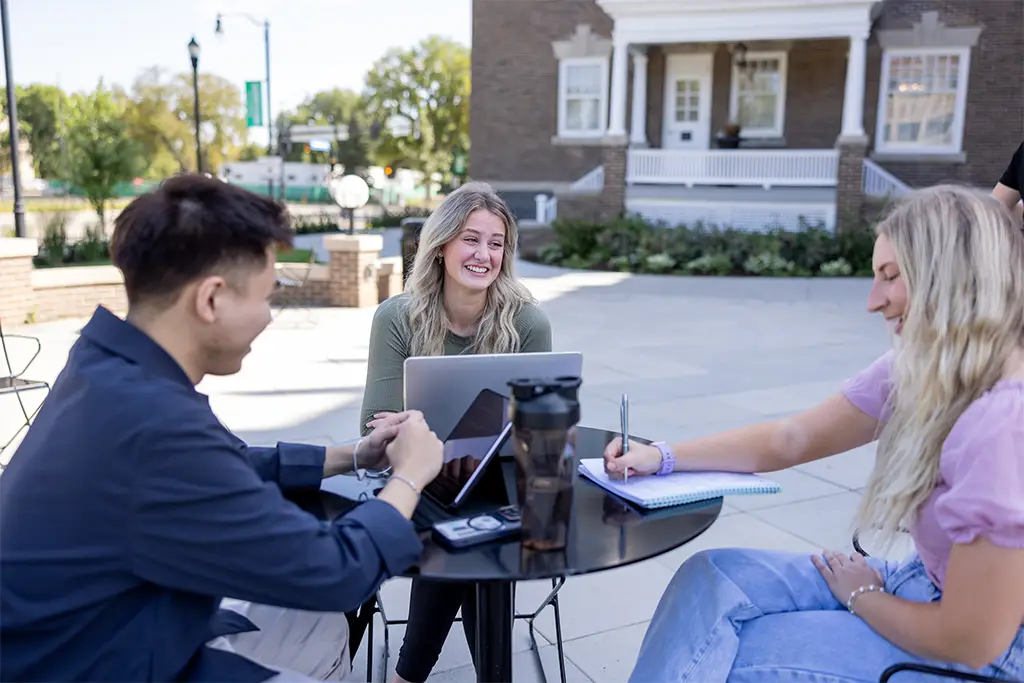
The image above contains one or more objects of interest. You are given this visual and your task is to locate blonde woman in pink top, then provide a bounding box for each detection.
[606,185,1024,682]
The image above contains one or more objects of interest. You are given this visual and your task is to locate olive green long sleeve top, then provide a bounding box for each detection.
[359,293,553,435]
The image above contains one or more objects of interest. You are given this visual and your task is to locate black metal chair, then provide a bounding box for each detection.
[350,578,568,683]
[852,530,1018,683]
[1,316,51,465]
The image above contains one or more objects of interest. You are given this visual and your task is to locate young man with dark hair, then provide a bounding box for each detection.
[0,174,443,682]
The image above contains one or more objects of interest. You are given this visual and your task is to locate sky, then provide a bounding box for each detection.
[3,0,472,146]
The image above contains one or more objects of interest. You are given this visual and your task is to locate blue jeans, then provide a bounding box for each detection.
[629,549,1024,682]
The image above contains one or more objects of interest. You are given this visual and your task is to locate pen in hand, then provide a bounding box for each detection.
[619,393,629,484]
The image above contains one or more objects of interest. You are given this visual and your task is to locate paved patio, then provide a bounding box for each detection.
[1,259,910,683]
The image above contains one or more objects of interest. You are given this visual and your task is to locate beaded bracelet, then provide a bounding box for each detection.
[390,473,421,495]
[847,583,886,614]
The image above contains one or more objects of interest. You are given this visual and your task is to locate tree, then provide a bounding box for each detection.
[362,36,470,193]
[0,129,10,194]
[14,84,68,179]
[277,88,374,175]
[237,143,266,162]
[65,83,145,226]
[120,67,247,177]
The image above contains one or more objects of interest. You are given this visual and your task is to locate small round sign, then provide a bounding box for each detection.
[328,174,370,210]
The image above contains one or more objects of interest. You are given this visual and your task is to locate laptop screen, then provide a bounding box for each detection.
[422,389,511,509]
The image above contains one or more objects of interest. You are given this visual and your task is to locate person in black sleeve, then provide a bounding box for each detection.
[993,140,1024,225]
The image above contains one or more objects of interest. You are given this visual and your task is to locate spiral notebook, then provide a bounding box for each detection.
[577,459,781,509]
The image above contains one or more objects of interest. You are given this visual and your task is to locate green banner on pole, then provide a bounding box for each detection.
[245,81,264,127]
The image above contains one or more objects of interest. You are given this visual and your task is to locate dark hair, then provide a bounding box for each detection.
[110,173,293,307]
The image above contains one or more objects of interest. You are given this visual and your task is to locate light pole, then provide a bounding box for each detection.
[215,12,273,197]
[188,37,202,174]
[1,0,26,238]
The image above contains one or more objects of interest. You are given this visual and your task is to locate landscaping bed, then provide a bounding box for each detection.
[526,217,877,278]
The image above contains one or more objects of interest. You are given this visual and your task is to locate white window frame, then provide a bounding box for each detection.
[728,50,788,139]
[874,46,971,156]
[557,56,609,139]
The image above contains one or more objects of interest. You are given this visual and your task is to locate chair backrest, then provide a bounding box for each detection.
[0,317,43,381]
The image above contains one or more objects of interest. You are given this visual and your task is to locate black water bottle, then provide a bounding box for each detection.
[507,376,582,551]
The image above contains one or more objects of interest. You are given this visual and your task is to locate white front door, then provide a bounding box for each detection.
[662,54,714,150]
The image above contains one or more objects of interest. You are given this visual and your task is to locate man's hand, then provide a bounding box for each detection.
[386,411,443,490]
[357,412,414,470]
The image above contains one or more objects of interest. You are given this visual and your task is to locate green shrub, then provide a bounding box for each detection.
[684,253,733,275]
[39,213,69,266]
[744,251,798,276]
[369,206,431,228]
[550,218,606,263]
[294,212,339,235]
[537,243,563,265]
[643,252,677,274]
[608,255,633,272]
[562,252,605,270]
[819,258,853,277]
[72,225,108,264]
[534,214,876,278]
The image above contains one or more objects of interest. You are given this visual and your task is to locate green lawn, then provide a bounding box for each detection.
[1,198,134,213]
[34,258,112,269]
[31,248,318,270]
[276,247,322,264]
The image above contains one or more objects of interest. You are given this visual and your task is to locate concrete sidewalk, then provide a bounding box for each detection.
[2,262,907,683]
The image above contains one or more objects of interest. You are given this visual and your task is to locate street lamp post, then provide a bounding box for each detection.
[188,37,202,174]
[216,12,273,198]
[1,0,26,238]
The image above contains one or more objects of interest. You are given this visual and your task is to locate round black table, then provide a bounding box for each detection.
[315,426,722,683]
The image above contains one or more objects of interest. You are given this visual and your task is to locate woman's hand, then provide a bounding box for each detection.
[603,437,663,478]
[812,550,884,608]
[365,411,398,433]
[358,411,414,470]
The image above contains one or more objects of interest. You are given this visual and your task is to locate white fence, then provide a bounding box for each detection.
[862,159,911,198]
[570,165,604,192]
[627,149,839,188]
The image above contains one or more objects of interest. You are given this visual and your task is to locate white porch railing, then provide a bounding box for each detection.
[534,165,605,223]
[534,194,558,224]
[627,149,839,188]
[569,165,604,192]
[862,159,911,198]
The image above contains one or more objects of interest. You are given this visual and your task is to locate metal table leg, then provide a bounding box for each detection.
[475,581,514,683]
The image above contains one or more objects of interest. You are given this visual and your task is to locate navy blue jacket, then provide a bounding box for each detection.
[0,307,422,681]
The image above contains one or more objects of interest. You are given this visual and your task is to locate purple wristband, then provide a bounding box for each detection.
[652,442,675,476]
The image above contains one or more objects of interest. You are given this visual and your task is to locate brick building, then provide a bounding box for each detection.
[469,0,1024,230]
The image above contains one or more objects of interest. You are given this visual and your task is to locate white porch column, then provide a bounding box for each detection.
[607,37,629,138]
[629,48,649,146]
[840,31,868,140]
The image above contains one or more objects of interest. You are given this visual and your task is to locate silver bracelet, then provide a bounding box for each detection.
[352,439,366,481]
[847,583,886,614]
[390,473,421,495]
[351,439,392,480]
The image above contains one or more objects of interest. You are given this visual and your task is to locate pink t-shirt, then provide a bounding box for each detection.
[842,351,1024,589]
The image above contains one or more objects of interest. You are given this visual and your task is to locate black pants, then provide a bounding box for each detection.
[394,578,475,682]
[395,578,517,682]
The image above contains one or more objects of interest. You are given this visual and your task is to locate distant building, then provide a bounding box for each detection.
[469,0,1023,230]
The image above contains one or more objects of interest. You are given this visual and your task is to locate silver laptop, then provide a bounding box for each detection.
[403,351,583,441]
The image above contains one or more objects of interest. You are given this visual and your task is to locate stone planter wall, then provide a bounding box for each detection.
[1,235,401,325]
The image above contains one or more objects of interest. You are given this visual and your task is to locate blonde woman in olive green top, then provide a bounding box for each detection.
[359,294,551,431]
[358,181,552,683]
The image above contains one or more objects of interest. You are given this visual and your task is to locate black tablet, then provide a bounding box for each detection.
[422,389,512,510]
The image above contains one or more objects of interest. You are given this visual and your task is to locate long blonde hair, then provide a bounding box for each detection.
[857,184,1024,547]
[404,181,535,357]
